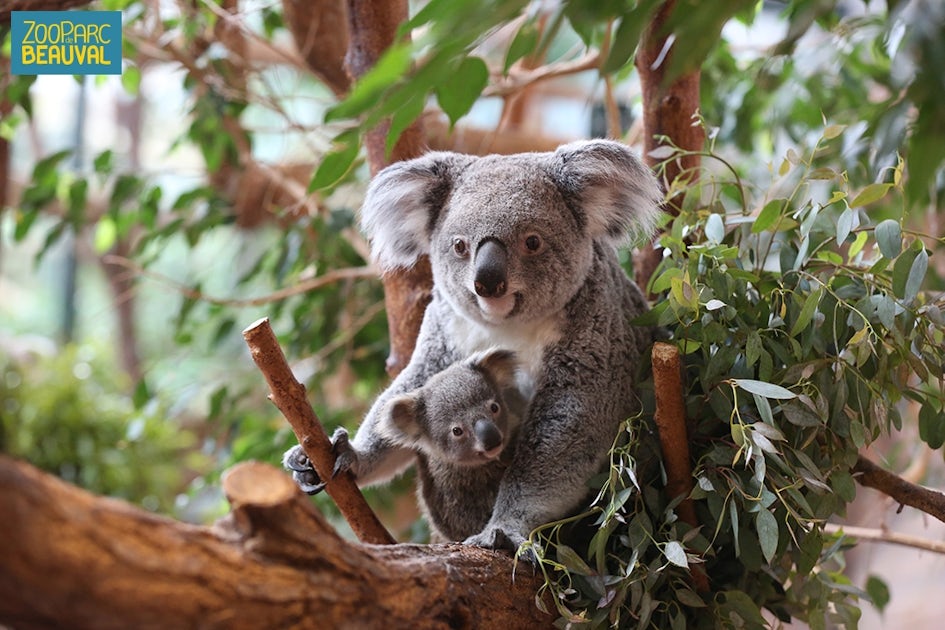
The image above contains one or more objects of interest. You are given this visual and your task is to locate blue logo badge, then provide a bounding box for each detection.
[11,11,123,75]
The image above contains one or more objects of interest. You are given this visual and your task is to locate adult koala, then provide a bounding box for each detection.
[284,139,662,552]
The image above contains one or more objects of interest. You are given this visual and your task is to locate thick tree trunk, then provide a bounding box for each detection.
[345,0,429,378]
[0,456,551,629]
[633,0,705,290]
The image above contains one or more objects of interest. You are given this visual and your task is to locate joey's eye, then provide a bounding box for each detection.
[524,234,542,253]
[451,426,464,437]
[452,237,469,258]
[490,401,501,414]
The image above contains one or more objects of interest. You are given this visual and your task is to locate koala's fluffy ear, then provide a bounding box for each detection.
[549,139,664,246]
[360,152,473,271]
[381,394,424,443]
[468,348,519,389]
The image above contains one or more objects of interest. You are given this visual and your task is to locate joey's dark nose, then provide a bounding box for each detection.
[474,419,503,453]
[474,239,508,298]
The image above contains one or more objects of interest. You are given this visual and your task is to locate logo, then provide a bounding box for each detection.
[11,11,122,75]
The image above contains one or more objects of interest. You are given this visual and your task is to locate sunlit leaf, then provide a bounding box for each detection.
[822,124,846,139]
[733,379,796,400]
[663,541,688,568]
[435,56,489,125]
[752,199,783,233]
[850,183,892,208]
[705,213,724,243]
[504,21,539,73]
[309,133,360,191]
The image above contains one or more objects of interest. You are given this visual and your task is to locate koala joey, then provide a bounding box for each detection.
[284,139,662,556]
[376,348,526,542]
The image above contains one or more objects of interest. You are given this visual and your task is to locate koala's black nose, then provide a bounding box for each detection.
[474,239,508,298]
[474,419,503,453]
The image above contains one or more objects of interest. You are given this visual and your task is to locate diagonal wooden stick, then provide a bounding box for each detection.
[242,317,395,545]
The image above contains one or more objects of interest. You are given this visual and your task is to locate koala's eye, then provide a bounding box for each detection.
[451,426,464,437]
[490,401,501,415]
[524,234,542,253]
[452,237,469,258]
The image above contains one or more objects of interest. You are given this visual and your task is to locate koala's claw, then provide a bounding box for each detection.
[282,444,326,495]
[330,427,357,479]
[464,526,536,564]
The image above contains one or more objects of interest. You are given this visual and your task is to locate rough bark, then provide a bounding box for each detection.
[633,0,705,290]
[242,317,395,545]
[344,0,428,378]
[853,455,945,524]
[0,456,551,629]
[282,0,351,97]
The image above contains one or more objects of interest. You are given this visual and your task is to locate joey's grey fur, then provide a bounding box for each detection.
[283,139,662,553]
[376,348,526,541]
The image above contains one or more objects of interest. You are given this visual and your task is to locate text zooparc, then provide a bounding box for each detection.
[12,11,122,75]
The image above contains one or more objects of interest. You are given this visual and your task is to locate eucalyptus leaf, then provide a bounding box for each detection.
[903,248,929,304]
[836,207,855,244]
[850,182,892,208]
[733,379,796,400]
[663,541,689,568]
[755,508,778,564]
[874,219,902,259]
[435,56,489,125]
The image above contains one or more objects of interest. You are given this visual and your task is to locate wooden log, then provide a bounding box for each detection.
[0,456,552,629]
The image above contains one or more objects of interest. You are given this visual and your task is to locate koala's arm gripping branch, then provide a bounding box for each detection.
[651,341,709,592]
[242,317,395,545]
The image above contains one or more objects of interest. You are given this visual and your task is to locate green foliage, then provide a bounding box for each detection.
[0,344,204,512]
[527,126,943,628]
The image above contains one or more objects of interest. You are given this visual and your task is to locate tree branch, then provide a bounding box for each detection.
[822,523,945,555]
[242,317,395,545]
[853,455,945,524]
[0,456,552,628]
[103,255,377,308]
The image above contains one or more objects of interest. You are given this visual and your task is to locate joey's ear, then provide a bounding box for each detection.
[380,394,423,442]
[468,348,519,389]
[360,152,474,270]
[549,139,664,246]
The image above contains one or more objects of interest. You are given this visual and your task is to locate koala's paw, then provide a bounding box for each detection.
[282,444,326,495]
[330,427,358,479]
[464,526,536,564]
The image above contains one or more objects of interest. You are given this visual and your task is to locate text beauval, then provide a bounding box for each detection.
[19,20,112,67]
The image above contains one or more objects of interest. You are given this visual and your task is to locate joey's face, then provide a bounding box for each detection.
[429,156,595,327]
[424,374,510,466]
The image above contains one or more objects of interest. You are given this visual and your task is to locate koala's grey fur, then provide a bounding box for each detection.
[376,348,526,541]
[284,139,662,554]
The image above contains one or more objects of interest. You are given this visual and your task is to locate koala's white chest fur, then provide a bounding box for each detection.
[447,311,562,397]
